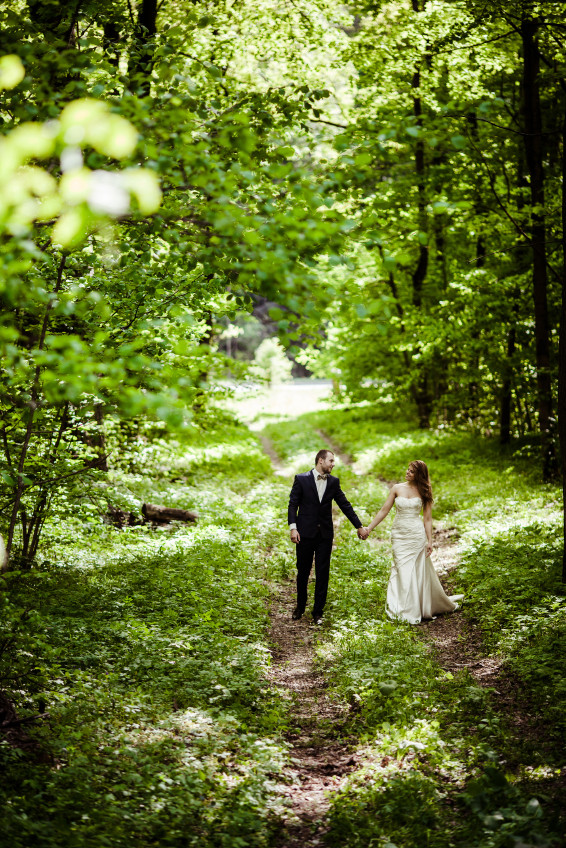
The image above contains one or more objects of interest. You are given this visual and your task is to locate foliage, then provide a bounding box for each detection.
[0,414,291,847]
[0,0,355,560]
[286,0,566,449]
[259,406,564,846]
[250,338,293,385]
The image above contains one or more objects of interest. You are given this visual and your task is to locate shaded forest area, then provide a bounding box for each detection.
[1,1,566,846]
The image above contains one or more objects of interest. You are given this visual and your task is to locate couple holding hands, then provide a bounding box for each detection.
[288,449,462,627]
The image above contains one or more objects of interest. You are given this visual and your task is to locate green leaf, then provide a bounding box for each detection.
[0,55,25,90]
[275,146,295,158]
[123,169,162,214]
[354,152,372,167]
[243,229,262,245]
[450,134,467,150]
[51,207,90,248]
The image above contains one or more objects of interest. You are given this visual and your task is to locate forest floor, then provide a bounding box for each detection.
[268,580,358,847]
[259,409,565,848]
[261,433,470,846]
[1,402,564,848]
[261,431,478,845]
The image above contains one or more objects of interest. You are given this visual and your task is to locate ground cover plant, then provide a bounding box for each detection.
[306,406,566,745]
[260,406,565,847]
[0,414,293,848]
[1,397,565,847]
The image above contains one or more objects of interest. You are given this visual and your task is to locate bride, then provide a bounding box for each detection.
[363,460,462,624]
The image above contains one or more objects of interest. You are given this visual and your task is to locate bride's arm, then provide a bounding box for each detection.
[423,501,433,555]
[367,488,396,533]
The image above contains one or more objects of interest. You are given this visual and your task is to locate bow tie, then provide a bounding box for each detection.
[317,473,328,480]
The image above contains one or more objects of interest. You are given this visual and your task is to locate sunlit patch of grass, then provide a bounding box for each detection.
[261,407,564,848]
[0,412,294,848]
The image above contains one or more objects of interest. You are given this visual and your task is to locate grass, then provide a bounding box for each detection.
[1,399,564,848]
[260,404,565,847]
[0,413,291,848]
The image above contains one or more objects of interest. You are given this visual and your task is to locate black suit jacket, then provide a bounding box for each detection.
[287,471,362,539]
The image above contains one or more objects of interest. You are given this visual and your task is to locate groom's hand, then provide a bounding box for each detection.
[290,529,300,544]
[357,527,369,540]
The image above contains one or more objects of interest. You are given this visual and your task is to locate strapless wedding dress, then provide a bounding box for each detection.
[386,496,462,625]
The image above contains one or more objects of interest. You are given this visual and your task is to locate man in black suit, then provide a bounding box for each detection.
[288,448,368,625]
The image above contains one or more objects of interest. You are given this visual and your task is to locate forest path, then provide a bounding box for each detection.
[268,581,359,846]
[260,433,358,846]
[258,422,564,841]
[312,429,558,771]
[259,430,472,846]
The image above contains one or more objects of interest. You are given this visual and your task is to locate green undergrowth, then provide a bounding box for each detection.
[319,532,560,848]
[260,407,565,847]
[0,412,291,848]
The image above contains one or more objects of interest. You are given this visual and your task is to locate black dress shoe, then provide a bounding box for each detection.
[313,614,323,626]
[292,608,303,620]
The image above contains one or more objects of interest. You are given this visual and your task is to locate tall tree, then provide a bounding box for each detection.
[520,13,557,479]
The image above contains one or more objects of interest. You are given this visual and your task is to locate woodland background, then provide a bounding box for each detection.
[1,1,566,847]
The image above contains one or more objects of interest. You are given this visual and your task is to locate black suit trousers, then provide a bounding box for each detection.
[295,531,333,617]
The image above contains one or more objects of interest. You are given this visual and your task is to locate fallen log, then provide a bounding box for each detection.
[105,505,145,528]
[142,503,198,524]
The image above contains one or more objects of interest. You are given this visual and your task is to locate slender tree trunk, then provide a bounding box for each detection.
[128,0,158,96]
[411,64,428,309]
[410,0,432,428]
[4,257,66,566]
[521,17,557,479]
[500,287,520,445]
[385,272,411,373]
[500,326,516,445]
[26,403,70,563]
[559,100,566,582]
[103,20,122,68]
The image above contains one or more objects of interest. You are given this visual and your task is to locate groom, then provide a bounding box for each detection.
[288,449,368,625]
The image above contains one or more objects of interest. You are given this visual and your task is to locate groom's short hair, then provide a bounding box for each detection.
[315,449,333,465]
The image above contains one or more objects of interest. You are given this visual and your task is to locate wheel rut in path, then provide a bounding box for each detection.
[260,433,358,846]
[419,529,566,814]
[268,583,358,847]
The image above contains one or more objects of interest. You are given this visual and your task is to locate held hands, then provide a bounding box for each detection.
[357,526,369,541]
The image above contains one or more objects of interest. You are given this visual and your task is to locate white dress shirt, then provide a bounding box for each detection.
[289,468,327,531]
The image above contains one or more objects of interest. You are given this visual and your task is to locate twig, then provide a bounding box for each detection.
[446,113,561,137]
[434,29,516,54]
[1,713,50,728]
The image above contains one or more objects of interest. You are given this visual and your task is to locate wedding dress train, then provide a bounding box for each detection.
[386,496,462,625]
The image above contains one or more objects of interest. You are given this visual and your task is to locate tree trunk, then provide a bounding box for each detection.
[128,0,158,96]
[4,257,66,566]
[559,100,566,582]
[500,325,516,445]
[521,16,557,479]
[409,0,432,429]
[103,20,122,68]
[411,64,428,308]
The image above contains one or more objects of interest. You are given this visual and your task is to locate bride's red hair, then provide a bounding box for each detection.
[409,460,433,506]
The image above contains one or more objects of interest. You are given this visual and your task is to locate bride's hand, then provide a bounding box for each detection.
[426,541,433,556]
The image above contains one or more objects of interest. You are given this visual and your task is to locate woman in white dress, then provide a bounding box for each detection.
[363,460,462,624]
